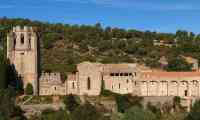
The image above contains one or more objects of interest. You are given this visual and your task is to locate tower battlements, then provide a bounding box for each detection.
[7,26,37,51]
[12,26,34,33]
[39,72,61,83]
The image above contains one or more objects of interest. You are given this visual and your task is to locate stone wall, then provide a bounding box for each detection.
[137,72,200,97]
[67,73,78,95]
[65,62,200,98]
[77,62,103,96]
[102,64,138,94]
[39,72,66,95]
[7,26,38,94]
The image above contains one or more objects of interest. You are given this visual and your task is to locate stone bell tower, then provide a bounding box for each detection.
[7,26,38,95]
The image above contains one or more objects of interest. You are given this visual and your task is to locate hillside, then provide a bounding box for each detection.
[1,17,200,75]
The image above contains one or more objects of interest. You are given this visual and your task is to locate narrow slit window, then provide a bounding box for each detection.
[28,33,31,49]
[72,82,75,89]
[21,34,24,44]
[87,77,91,90]
[13,33,17,49]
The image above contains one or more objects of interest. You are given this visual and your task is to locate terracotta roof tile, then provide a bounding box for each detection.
[141,72,200,78]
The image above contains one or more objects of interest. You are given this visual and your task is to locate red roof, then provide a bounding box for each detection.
[141,72,200,78]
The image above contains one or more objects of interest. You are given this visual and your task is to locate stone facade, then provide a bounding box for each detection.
[7,26,38,94]
[102,63,138,94]
[137,72,200,97]
[67,62,200,98]
[39,72,66,96]
[6,26,200,101]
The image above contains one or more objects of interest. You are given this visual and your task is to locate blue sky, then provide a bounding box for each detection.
[1,0,200,33]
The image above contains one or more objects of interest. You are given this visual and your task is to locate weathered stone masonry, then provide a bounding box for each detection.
[7,26,38,94]
[7,26,200,100]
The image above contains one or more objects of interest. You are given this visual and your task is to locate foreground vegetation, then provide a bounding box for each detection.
[27,93,200,120]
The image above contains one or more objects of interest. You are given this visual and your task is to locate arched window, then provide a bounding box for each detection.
[20,34,24,44]
[87,77,91,90]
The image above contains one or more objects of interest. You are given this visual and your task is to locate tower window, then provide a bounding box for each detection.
[116,73,119,76]
[185,90,188,96]
[13,33,17,49]
[87,77,91,90]
[28,33,31,49]
[72,82,75,89]
[21,34,24,44]
[110,73,114,76]
[125,73,128,76]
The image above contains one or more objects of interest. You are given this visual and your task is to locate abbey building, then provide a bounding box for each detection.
[7,26,200,99]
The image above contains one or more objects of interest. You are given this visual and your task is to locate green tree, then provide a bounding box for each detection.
[25,83,33,95]
[40,109,70,120]
[43,32,60,49]
[0,89,25,120]
[0,50,7,89]
[166,57,192,71]
[71,102,104,120]
[63,94,80,113]
[186,100,200,120]
[115,94,143,113]
[121,106,156,120]
[146,102,161,119]
[173,96,181,107]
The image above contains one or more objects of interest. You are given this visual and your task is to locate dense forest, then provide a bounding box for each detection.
[1,17,200,75]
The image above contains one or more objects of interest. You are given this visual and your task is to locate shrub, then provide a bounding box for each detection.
[115,94,143,113]
[121,106,156,120]
[71,102,104,120]
[41,109,70,120]
[186,100,200,120]
[63,94,80,113]
[25,83,33,95]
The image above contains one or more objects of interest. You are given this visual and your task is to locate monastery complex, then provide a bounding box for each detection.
[6,26,200,102]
